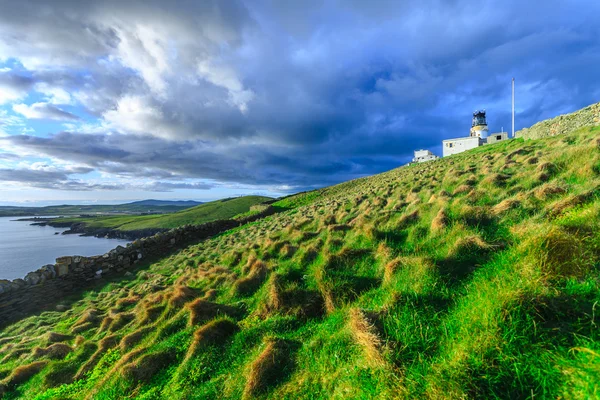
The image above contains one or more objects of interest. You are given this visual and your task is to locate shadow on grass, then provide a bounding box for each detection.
[384,293,452,368]
[466,291,599,399]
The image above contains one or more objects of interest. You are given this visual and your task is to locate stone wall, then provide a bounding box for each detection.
[516,101,600,140]
[0,206,276,328]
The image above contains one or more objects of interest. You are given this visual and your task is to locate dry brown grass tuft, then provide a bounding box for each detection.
[327,224,351,233]
[186,298,240,326]
[233,259,269,296]
[452,184,471,196]
[75,335,120,380]
[483,173,510,186]
[534,183,567,200]
[122,350,176,384]
[187,319,239,357]
[45,332,73,344]
[169,285,199,308]
[32,343,72,360]
[137,304,165,325]
[395,209,419,229]
[73,309,100,329]
[243,338,295,398]
[348,308,385,367]
[108,312,135,333]
[448,235,493,258]
[116,295,141,310]
[406,192,420,204]
[548,190,596,217]
[71,322,95,334]
[98,316,113,333]
[1,361,48,387]
[491,199,521,215]
[279,244,298,258]
[120,327,152,351]
[203,289,218,301]
[375,242,393,262]
[431,208,449,233]
[537,161,558,174]
[266,273,283,311]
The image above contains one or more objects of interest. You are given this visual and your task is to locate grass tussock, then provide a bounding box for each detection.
[233,259,269,296]
[120,327,152,351]
[491,199,521,215]
[169,285,199,308]
[1,361,48,387]
[32,343,72,360]
[187,318,239,356]
[244,338,296,398]
[431,208,449,233]
[186,298,240,326]
[348,308,386,368]
[45,332,73,344]
[448,234,493,258]
[122,350,177,384]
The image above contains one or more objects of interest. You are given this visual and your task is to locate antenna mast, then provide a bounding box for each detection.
[512,78,515,138]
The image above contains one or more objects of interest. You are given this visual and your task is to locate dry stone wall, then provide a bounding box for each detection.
[0,206,276,328]
[516,101,600,140]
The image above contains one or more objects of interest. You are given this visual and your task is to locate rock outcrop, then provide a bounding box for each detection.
[516,101,600,140]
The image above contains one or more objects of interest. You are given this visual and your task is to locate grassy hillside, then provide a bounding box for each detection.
[56,196,272,232]
[0,201,202,218]
[1,123,599,399]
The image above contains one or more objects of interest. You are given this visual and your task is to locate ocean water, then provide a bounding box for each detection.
[0,216,129,281]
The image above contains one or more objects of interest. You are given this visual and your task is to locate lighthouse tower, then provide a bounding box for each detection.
[470,110,489,139]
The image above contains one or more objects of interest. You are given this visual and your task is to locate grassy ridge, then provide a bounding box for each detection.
[56,196,272,232]
[0,122,599,398]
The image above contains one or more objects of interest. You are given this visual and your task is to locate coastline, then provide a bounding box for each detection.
[0,205,278,328]
[15,217,168,241]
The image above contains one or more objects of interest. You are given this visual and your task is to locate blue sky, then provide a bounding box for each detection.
[0,0,599,206]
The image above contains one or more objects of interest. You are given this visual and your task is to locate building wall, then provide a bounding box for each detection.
[486,132,508,144]
[442,137,482,157]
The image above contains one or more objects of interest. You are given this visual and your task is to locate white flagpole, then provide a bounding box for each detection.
[512,78,515,138]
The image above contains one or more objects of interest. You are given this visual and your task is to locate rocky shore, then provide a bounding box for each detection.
[0,206,277,328]
[23,218,169,240]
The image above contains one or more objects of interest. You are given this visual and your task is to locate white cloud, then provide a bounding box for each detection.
[102,95,176,138]
[0,82,27,105]
[12,102,79,121]
[197,59,255,113]
[34,82,72,104]
[111,24,171,96]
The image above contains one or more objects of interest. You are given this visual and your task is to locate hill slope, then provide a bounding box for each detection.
[124,200,203,207]
[54,196,272,232]
[0,123,599,398]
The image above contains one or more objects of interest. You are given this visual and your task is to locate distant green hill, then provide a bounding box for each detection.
[125,200,203,207]
[0,200,202,217]
[56,195,273,232]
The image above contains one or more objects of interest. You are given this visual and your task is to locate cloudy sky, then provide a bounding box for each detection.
[0,0,599,205]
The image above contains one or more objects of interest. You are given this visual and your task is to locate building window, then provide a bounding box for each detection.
[496,135,501,140]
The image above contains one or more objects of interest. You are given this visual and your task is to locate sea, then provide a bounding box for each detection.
[0,216,129,281]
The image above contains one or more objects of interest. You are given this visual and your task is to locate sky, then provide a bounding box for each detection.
[0,0,599,206]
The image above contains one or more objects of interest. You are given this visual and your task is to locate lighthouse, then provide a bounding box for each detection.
[470,110,489,139]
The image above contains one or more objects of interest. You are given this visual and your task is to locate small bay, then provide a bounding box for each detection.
[0,216,129,281]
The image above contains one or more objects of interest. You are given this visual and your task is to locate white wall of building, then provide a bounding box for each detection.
[442,137,482,157]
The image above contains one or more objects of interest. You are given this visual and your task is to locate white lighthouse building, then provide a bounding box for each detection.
[442,110,508,157]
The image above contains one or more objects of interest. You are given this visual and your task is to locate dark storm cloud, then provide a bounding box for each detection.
[1,0,599,191]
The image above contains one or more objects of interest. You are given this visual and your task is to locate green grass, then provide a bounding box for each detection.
[1,111,599,399]
[56,196,272,232]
